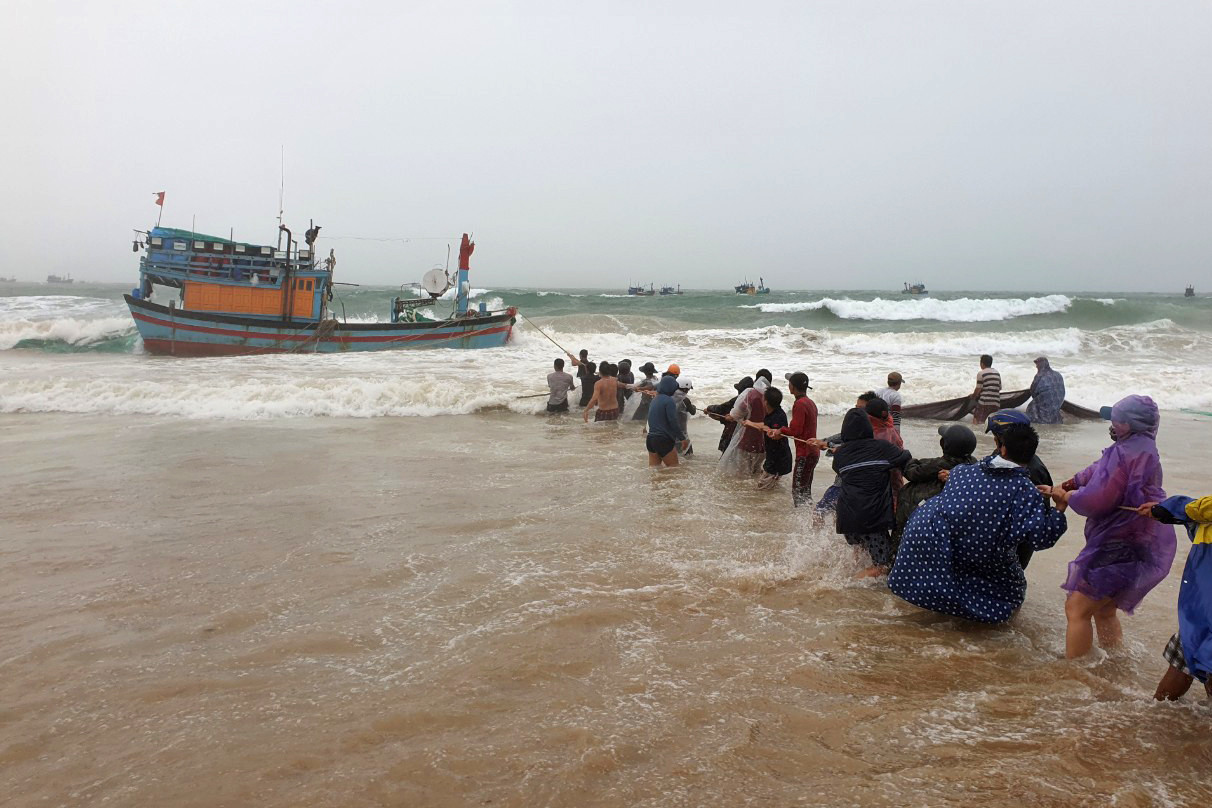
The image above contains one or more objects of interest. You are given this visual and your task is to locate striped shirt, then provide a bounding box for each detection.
[977,367,1002,406]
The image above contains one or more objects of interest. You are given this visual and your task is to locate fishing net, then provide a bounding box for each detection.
[900,389,1101,423]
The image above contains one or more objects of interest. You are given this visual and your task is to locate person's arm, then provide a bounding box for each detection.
[728,394,748,422]
[1065,459,1129,518]
[663,399,688,443]
[779,400,806,438]
[1142,496,1209,543]
[583,382,601,422]
[1010,484,1068,552]
[903,457,943,483]
[683,397,696,415]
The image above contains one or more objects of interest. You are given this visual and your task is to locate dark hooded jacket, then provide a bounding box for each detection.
[894,426,978,540]
[646,375,686,442]
[831,408,912,535]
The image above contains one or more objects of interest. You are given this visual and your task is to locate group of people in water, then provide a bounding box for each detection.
[544,349,1210,703]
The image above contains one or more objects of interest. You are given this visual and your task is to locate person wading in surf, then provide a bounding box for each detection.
[646,375,687,467]
[584,362,620,422]
[971,354,1002,425]
[774,371,818,506]
[546,357,575,414]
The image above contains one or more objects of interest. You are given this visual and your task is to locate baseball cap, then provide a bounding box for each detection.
[888,371,904,385]
[677,376,693,390]
[666,363,681,376]
[734,375,754,392]
[1099,406,1114,420]
[985,409,1031,434]
[784,371,813,390]
[638,361,657,374]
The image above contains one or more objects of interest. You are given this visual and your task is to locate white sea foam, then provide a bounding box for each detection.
[2,295,1209,419]
[740,295,1074,321]
[0,317,135,349]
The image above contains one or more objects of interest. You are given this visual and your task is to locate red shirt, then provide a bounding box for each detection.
[780,395,819,460]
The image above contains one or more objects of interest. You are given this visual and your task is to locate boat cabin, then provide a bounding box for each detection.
[136,226,329,322]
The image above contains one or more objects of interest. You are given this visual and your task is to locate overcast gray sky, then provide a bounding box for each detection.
[3,1,1210,291]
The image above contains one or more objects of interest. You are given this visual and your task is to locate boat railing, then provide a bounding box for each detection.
[141,255,324,285]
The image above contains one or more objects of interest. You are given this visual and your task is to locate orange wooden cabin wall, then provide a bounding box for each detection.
[183,280,316,318]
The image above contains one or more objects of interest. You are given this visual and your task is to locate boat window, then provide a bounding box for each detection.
[194,241,205,249]
[260,247,272,255]
[211,243,224,251]
[234,245,246,253]
[306,280,313,291]
[173,241,187,251]
[150,237,163,247]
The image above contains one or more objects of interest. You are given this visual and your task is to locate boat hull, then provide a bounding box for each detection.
[126,295,516,356]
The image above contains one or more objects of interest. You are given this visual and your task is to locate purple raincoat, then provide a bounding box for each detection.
[1062,395,1176,612]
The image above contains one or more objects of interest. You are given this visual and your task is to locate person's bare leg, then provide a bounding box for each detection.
[648,452,661,467]
[1154,666,1194,701]
[1093,600,1123,649]
[1065,592,1104,659]
[855,565,888,579]
[661,449,679,467]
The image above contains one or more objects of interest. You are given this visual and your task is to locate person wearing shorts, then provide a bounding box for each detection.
[971,354,1001,424]
[646,375,686,467]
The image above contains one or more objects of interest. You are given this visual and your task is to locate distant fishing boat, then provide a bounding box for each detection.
[659,284,682,295]
[1186,285,1196,297]
[628,283,655,296]
[734,277,770,295]
[902,282,928,295]
[47,274,74,284]
[124,224,515,356]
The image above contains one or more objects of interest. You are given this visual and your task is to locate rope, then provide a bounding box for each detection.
[704,409,819,446]
[517,311,574,355]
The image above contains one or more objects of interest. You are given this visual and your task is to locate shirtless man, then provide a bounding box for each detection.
[584,362,621,422]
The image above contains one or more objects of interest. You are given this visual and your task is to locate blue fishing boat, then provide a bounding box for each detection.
[628,283,655,296]
[659,284,682,295]
[902,282,928,295]
[125,225,515,356]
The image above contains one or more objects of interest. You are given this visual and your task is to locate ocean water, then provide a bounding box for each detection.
[1,284,1210,418]
[3,283,1212,807]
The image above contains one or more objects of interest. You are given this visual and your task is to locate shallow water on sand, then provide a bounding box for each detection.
[2,412,1211,807]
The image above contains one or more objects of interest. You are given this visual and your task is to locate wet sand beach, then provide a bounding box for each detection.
[2,410,1210,807]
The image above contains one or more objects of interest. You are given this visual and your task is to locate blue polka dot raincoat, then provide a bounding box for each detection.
[889,455,1068,623]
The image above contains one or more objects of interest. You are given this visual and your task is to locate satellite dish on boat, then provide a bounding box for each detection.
[421,268,450,298]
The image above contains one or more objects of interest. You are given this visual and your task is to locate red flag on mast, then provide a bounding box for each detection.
[153,191,165,206]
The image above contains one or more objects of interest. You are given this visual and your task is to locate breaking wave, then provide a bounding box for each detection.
[741,295,1075,321]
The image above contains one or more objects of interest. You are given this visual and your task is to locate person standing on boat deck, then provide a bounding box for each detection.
[971,354,1002,425]
[1026,356,1066,425]
[584,363,621,422]
[876,372,904,433]
[546,358,576,414]
[775,372,819,506]
[706,376,753,453]
[646,375,687,467]
[673,376,696,456]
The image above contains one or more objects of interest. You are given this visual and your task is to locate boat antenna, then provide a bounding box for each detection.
[276,146,285,248]
[278,146,285,228]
